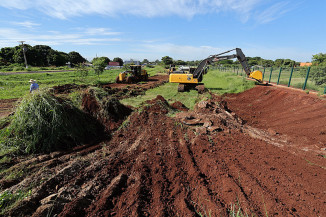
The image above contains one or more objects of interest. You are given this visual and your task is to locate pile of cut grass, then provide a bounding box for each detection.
[0,90,102,154]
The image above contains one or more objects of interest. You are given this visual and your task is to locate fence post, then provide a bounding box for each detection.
[269,67,273,83]
[262,67,266,82]
[277,67,282,85]
[288,66,294,87]
[302,67,311,90]
[237,67,239,75]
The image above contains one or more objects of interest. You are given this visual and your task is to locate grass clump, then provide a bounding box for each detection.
[0,90,102,154]
[0,189,32,214]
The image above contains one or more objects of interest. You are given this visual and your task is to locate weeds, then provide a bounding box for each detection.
[229,202,252,217]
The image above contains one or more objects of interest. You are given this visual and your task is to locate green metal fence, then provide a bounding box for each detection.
[214,66,326,95]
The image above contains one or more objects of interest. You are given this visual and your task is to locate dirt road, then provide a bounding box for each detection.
[1,85,325,216]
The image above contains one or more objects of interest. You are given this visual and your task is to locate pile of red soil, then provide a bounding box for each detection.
[224,86,326,158]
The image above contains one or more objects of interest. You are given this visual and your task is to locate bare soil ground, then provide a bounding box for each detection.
[1,84,325,217]
[0,99,18,119]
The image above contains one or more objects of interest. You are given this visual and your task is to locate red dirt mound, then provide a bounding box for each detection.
[224,85,326,160]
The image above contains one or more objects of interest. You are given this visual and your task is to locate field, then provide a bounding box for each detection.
[0,67,325,216]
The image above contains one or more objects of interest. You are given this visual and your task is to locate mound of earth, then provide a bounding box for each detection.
[81,89,132,132]
[1,91,325,217]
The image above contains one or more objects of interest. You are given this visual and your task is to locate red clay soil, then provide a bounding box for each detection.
[1,87,326,217]
[224,85,326,163]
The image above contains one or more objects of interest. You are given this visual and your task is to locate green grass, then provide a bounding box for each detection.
[0,66,164,100]
[121,82,208,109]
[144,65,165,76]
[0,66,70,73]
[203,70,256,94]
[257,67,325,93]
[121,69,256,109]
[0,68,122,99]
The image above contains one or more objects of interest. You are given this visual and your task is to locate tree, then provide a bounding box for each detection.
[142,59,149,65]
[68,51,86,66]
[174,60,186,66]
[75,63,89,79]
[283,59,296,67]
[262,59,274,67]
[30,45,52,66]
[274,59,284,67]
[113,57,123,66]
[93,57,110,65]
[92,58,107,79]
[0,47,15,64]
[161,56,173,66]
[312,53,326,66]
[48,51,69,66]
[0,56,5,66]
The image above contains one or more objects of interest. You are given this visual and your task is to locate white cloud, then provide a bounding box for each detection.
[123,42,313,62]
[0,0,263,20]
[0,27,121,47]
[11,21,40,28]
[135,43,232,60]
[83,28,121,36]
[255,1,294,24]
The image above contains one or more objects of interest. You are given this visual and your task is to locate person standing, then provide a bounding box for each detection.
[29,79,39,93]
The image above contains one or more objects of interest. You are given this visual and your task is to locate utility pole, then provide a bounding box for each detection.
[18,41,28,69]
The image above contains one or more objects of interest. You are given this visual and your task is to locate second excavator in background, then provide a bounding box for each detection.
[169,48,263,92]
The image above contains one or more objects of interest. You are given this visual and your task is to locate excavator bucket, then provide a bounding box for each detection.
[249,70,263,83]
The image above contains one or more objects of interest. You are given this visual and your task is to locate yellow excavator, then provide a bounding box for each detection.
[116,65,148,83]
[169,48,263,92]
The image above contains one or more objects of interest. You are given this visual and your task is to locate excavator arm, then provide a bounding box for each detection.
[192,48,262,82]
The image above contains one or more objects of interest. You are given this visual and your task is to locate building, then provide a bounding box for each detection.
[300,62,312,67]
[105,62,122,69]
[124,60,141,65]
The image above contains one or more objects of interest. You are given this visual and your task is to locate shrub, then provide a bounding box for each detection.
[0,90,103,153]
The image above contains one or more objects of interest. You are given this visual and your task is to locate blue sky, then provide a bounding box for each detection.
[0,0,325,62]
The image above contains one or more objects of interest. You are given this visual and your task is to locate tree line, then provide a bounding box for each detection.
[0,45,87,67]
[159,56,301,68]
